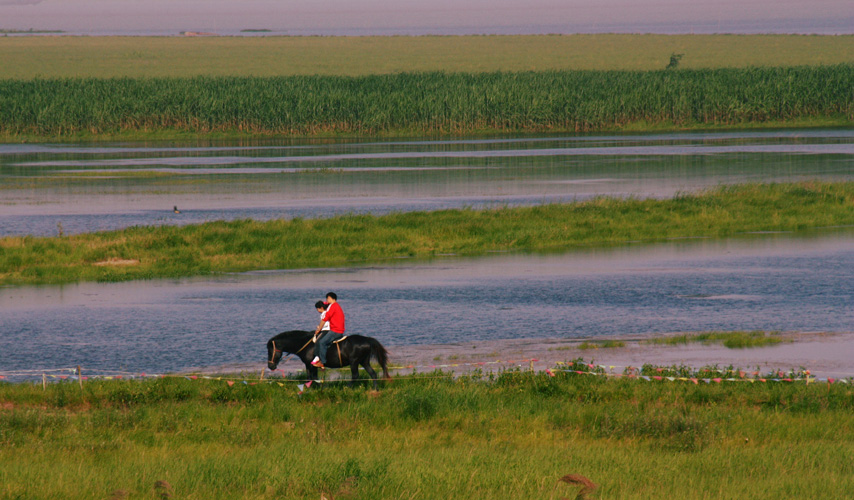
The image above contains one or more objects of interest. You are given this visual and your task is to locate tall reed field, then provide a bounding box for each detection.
[1,65,852,140]
[2,369,853,499]
[1,182,853,286]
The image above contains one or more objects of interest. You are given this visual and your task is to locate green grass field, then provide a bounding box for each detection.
[2,35,853,140]
[2,182,853,286]
[2,368,853,499]
[1,35,852,140]
[2,34,854,79]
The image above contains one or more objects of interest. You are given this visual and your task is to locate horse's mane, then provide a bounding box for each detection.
[271,330,313,341]
[268,330,316,355]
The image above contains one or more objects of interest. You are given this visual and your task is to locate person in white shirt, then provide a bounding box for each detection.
[314,301,330,333]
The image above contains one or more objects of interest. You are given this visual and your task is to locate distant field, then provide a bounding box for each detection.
[1,34,854,78]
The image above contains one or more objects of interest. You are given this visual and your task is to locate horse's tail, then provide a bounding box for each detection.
[367,337,391,380]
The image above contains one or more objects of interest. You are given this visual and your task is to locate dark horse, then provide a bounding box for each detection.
[267,330,391,389]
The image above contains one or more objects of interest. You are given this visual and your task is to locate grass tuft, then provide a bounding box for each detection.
[579,340,626,350]
[645,330,790,349]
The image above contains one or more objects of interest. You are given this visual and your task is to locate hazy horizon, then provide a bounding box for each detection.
[2,0,853,35]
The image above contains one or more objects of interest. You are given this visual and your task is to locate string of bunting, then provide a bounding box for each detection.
[389,358,538,371]
[549,362,852,385]
[3,359,852,395]
[0,357,544,384]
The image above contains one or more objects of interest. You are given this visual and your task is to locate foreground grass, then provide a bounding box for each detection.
[2,370,853,499]
[645,331,791,349]
[2,34,854,79]
[1,65,852,141]
[2,182,853,286]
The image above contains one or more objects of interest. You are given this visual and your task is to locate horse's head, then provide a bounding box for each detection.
[267,330,314,370]
[267,339,284,370]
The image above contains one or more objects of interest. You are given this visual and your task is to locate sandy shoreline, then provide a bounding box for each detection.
[206,331,854,380]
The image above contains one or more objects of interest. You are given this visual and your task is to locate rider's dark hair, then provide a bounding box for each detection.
[326,292,337,300]
[314,300,327,310]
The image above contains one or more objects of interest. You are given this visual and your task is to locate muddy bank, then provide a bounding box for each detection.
[209,331,854,380]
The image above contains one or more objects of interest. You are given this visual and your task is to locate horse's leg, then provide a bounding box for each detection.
[349,359,360,388]
[305,363,317,385]
[360,359,379,390]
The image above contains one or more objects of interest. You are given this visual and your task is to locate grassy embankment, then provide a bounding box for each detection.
[2,182,853,286]
[2,368,853,499]
[1,64,852,141]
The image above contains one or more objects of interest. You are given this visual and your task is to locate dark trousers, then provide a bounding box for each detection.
[316,331,343,364]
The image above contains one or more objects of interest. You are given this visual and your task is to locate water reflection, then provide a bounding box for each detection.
[2,130,853,237]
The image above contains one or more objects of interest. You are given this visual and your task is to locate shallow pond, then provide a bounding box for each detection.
[2,129,853,237]
[1,231,852,376]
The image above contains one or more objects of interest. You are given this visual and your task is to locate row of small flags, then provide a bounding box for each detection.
[0,370,322,395]
[3,362,853,392]
[396,358,540,370]
[550,362,851,384]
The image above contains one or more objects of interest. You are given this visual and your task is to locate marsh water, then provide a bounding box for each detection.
[1,232,854,376]
[3,130,854,237]
[1,130,853,376]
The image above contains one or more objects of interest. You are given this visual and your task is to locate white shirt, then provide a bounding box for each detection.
[319,310,330,331]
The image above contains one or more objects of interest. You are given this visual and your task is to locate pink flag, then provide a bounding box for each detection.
[226,381,235,387]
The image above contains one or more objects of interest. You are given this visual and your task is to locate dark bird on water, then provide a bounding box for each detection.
[173,206,181,214]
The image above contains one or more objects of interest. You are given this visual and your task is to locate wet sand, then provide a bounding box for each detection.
[387,332,854,378]
[215,331,854,380]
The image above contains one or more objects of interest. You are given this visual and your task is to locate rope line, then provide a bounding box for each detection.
[2,360,853,386]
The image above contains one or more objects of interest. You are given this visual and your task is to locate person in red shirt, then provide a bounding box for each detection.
[312,292,345,369]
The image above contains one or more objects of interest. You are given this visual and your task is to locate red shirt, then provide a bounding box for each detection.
[324,302,345,333]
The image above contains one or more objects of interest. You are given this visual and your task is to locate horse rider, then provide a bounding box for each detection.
[311,292,345,369]
[315,300,330,333]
